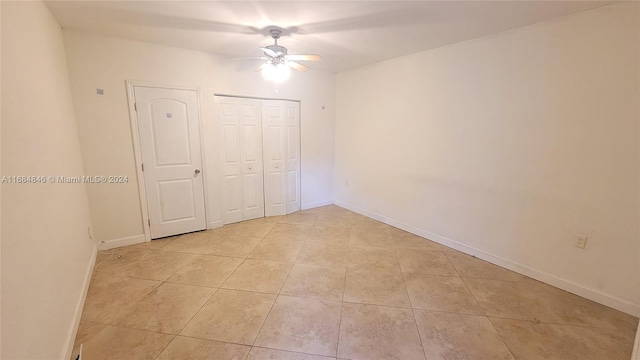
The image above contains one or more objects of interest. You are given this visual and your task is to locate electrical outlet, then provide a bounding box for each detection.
[574,234,588,249]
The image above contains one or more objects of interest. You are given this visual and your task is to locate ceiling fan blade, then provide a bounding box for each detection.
[287,61,310,72]
[296,3,439,35]
[254,63,267,72]
[227,56,267,60]
[286,54,322,62]
[259,47,278,57]
[49,2,259,34]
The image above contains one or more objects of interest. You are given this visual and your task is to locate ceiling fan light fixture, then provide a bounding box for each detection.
[262,62,290,83]
[275,63,291,82]
[261,62,276,80]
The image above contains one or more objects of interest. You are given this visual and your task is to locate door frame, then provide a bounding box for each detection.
[126,80,209,242]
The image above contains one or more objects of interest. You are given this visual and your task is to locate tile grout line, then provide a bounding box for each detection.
[450,255,491,321]
[167,332,254,347]
[398,250,430,360]
[251,344,341,359]
[335,222,353,359]
[248,296,281,348]
[272,218,307,292]
[443,251,489,315]
[483,313,635,331]
[248,251,296,349]
[485,316,518,359]
[451,255,517,359]
[151,335,176,360]
[156,286,220,355]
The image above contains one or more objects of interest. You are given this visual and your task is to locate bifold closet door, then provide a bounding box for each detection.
[217,97,265,224]
[283,101,301,214]
[262,100,301,217]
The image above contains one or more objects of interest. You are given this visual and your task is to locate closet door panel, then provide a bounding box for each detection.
[262,101,286,217]
[284,102,301,214]
[239,101,265,220]
[218,98,244,224]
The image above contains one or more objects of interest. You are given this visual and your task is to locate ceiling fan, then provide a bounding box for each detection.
[235,28,322,83]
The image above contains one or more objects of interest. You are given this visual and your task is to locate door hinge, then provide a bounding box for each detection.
[148,219,151,227]
[134,103,137,111]
[141,163,144,171]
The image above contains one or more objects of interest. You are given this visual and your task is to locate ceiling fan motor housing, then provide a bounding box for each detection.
[266,45,288,57]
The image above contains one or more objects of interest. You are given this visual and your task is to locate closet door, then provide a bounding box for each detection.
[262,100,287,216]
[239,100,265,220]
[284,101,301,214]
[218,96,264,224]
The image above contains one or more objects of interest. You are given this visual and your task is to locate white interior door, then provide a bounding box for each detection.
[217,96,265,224]
[134,86,206,239]
[262,100,287,217]
[284,101,301,214]
[218,97,243,224]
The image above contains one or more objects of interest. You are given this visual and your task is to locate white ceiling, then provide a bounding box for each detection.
[46,1,616,73]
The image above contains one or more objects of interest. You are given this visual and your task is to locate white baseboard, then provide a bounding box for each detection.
[208,220,223,229]
[334,200,640,317]
[302,199,333,210]
[98,234,145,250]
[60,244,97,360]
[632,327,640,360]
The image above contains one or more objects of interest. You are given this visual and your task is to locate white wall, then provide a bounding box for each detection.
[335,3,639,315]
[1,1,4,356]
[1,2,96,359]
[62,30,335,244]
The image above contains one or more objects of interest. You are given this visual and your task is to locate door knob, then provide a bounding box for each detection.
[248,166,253,170]
[275,165,279,169]
[194,169,201,175]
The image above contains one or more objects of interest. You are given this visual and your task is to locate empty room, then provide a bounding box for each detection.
[2,1,639,359]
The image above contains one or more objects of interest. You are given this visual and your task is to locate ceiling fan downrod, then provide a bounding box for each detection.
[270,28,282,45]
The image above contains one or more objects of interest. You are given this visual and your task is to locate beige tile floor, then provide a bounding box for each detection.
[72,205,638,360]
